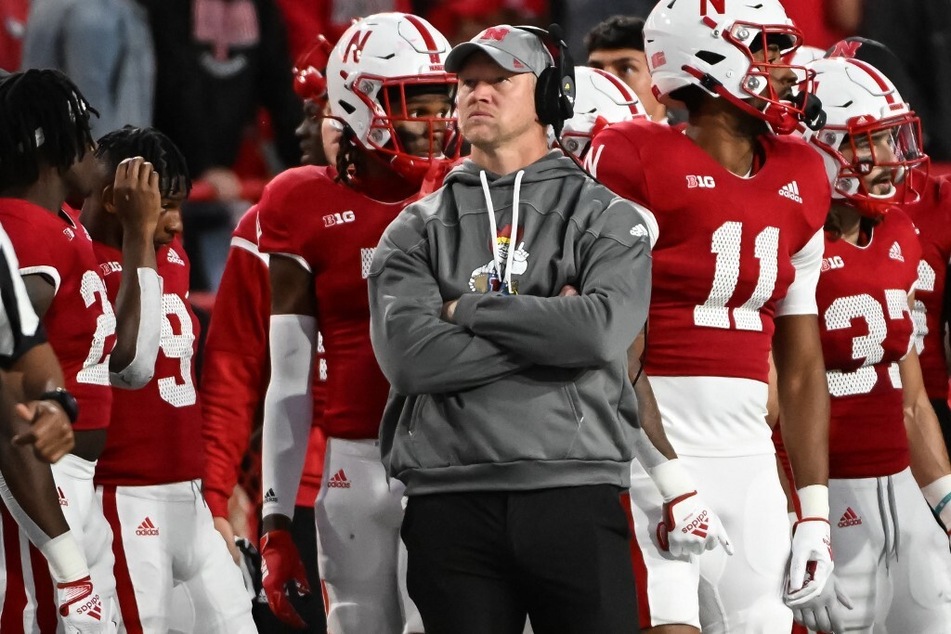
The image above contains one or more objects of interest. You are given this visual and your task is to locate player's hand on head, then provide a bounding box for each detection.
[783,517,852,632]
[260,528,310,628]
[57,575,113,632]
[656,489,733,558]
[112,156,162,233]
[12,400,74,463]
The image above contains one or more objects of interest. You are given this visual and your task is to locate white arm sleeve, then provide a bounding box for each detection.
[261,314,316,519]
[110,268,163,389]
[0,473,88,581]
[775,229,823,317]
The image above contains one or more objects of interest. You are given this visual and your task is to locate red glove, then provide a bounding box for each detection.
[260,529,310,628]
[57,575,110,632]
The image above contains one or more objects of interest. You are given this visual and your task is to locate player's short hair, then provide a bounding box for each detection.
[584,15,646,55]
[0,69,97,192]
[95,126,191,199]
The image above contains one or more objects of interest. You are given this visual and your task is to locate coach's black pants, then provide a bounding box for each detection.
[402,484,640,634]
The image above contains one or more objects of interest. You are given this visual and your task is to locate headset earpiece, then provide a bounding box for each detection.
[516,24,575,134]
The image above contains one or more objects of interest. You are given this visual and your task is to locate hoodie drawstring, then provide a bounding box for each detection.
[480,169,524,294]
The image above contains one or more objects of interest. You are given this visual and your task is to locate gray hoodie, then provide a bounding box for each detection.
[368,151,653,495]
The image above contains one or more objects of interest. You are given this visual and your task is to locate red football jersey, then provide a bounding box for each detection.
[0,200,113,431]
[590,121,829,382]
[904,172,951,400]
[201,206,327,518]
[93,239,204,485]
[258,166,409,439]
[817,210,921,479]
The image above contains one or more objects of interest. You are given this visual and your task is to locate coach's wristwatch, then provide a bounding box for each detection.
[39,387,79,424]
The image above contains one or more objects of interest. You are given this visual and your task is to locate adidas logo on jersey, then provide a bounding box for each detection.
[62,227,75,240]
[135,517,159,536]
[778,180,803,203]
[630,225,648,238]
[263,488,278,504]
[57,486,68,507]
[167,248,185,266]
[889,241,904,262]
[837,507,863,528]
[328,469,351,489]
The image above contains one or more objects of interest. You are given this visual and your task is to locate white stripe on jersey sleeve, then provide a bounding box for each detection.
[775,229,823,317]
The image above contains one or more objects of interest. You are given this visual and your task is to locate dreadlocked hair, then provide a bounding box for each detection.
[334,124,362,187]
[95,126,192,199]
[0,69,97,192]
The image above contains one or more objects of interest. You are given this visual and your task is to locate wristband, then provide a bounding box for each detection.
[921,474,951,529]
[40,531,89,582]
[648,459,695,502]
[796,484,829,520]
[39,388,79,423]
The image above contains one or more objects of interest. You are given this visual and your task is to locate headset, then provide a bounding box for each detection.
[517,24,576,134]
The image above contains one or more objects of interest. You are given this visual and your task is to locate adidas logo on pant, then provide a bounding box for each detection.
[135,517,159,536]
[57,486,68,506]
[328,469,351,489]
[837,507,863,528]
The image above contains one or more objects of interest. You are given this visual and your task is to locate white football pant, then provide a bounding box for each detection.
[316,438,422,633]
[96,479,255,634]
[823,467,951,633]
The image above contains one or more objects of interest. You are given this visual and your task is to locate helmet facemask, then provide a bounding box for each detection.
[710,19,816,133]
[345,73,458,184]
[815,112,927,218]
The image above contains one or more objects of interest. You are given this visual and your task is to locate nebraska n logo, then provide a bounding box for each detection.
[700,0,726,15]
[343,30,371,64]
[828,39,863,59]
[479,26,511,42]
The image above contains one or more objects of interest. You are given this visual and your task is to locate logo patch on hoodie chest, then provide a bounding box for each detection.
[468,225,530,295]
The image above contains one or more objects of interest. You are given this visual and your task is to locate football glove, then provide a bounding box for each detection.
[57,575,112,633]
[784,517,852,632]
[260,529,310,628]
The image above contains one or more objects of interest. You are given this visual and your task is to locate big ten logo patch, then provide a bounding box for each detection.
[686,175,716,189]
[324,210,356,227]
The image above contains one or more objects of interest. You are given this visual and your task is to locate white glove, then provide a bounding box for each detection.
[783,517,852,633]
[649,459,733,558]
[787,571,853,633]
[657,490,734,557]
[57,575,112,633]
